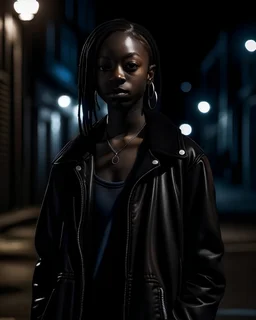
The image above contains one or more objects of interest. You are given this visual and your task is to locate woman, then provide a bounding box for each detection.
[30,18,226,320]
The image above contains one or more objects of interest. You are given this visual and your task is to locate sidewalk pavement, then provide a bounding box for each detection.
[0,206,40,232]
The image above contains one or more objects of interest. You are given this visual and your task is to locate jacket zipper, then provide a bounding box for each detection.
[159,288,168,320]
[41,287,56,320]
[178,257,182,297]
[123,152,160,320]
[74,168,86,320]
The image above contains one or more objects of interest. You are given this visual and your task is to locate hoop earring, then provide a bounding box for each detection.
[147,82,158,110]
[94,91,101,110]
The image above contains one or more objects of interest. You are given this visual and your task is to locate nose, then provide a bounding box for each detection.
[110,65,125,83]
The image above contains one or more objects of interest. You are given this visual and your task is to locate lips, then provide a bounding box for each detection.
[107,88,129,98]
[112,88,128,93]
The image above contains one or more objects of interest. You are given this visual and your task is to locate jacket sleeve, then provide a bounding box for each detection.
[172,155,226,320]
[30,167,63,319]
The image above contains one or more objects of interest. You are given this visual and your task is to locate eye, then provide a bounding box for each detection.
[126,62,139,71]
[98,64,112,71]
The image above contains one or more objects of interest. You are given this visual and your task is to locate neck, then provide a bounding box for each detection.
[106,100,146,140]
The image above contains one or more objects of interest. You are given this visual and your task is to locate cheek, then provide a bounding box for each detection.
[133,76,147,93]
[96,75,105,92]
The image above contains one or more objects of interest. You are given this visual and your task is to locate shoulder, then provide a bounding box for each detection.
[181,134,209,170]
[183,134,205,158]
[51,134,90,165]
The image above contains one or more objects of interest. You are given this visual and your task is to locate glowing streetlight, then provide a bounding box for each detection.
[180,81,192,93]
[13,0,39,21]
[179,123,192,136]
[58,95,71,108]
[245,39,256,52]
[198,101,211,113]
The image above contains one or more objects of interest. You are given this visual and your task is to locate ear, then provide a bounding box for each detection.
[147,64,156,83]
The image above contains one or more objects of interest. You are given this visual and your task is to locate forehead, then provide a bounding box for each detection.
[98,31,149,59]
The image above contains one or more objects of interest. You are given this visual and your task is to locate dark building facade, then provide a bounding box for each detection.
[0,0,24,212]
[184,24,256,191]
[0,0,96,212]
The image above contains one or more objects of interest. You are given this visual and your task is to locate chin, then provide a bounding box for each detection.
[108,98,133,108]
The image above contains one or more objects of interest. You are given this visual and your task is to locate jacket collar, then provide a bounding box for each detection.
[53,109,188,164]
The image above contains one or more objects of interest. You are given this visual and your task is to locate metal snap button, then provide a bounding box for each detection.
[179,149,185,155]
[152,160,159,165]
[76,165,82,171]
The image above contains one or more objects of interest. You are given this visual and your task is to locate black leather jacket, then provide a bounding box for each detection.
[30,110,225,320]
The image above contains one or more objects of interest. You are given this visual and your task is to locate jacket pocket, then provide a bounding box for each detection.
[41,273,76,320]
[130,276,168,320]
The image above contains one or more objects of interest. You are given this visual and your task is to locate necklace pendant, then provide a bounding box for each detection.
[112,154,119,165]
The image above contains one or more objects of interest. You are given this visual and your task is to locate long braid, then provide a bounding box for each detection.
[77,18,162,136]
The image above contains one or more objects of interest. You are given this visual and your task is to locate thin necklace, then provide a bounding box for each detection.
[106,115,146,165]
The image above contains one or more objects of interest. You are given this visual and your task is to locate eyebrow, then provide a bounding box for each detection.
[98,52,141,60]
[125,52,141,58]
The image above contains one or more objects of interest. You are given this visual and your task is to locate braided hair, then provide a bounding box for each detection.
[77,18,162,136]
